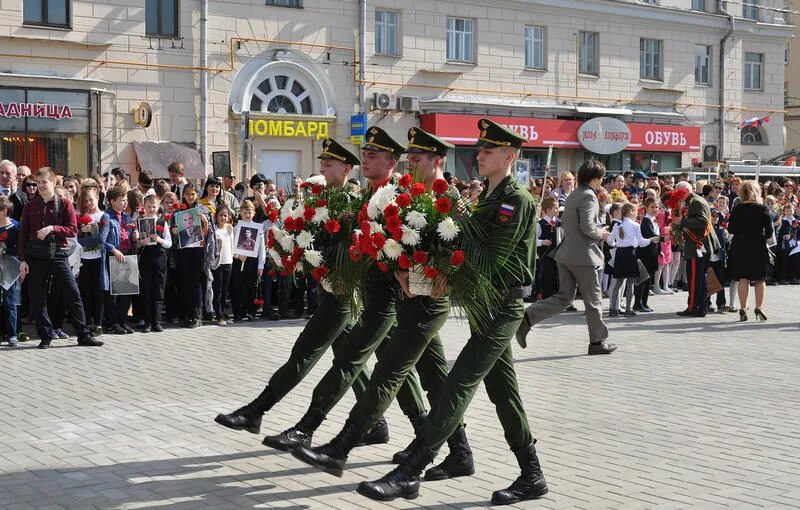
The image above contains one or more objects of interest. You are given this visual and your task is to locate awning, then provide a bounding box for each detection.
[575,105,633,116]
[133,141,205,179]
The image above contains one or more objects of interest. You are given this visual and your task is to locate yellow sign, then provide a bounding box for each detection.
[350,135,364,145]
[249,119,330,140]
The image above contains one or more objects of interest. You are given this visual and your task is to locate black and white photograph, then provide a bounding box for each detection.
[138,217,157,246]
[0,255,21,291]
[175,208,204,249]
[110,255,140,296]
[515,158,530,185]
[234,221,261,258]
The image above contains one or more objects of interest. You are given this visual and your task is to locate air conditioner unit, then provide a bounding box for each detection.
[399,96,420,112]
[373,92,397,110]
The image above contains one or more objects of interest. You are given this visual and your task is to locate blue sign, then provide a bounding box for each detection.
[351,114,367,137]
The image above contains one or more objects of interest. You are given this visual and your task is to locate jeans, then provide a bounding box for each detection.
[1,278,20,341]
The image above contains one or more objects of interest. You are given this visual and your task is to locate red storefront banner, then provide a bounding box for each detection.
[419,114,700,152]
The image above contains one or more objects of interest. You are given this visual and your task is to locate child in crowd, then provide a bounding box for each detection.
[161,192,181,323]
[0,196,20,346]
[230,200,265,322]
[47,186,82,340]
[710,209,729,312]
[777,203,800,284]
[137,194,172,332]
[213,205,234,325]
[175,183,206,328]
[104,186,137,335]
[634,197,661,312]
[76,186,111,335]
[602,203,623,295]
[534,197,560,301]
[653,197,673,295]
[608,203,659,317]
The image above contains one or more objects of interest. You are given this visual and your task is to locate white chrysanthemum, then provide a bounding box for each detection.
[304,175,327,187]
[367,184,398,218]
[271,225,285,240]
[304,250,323,267]
[280,198,296,220]
[279,234,295,252]
[382,238,404,260]
[437,217,460,242]
[400,225,421,246]
[369,221,385,235]
[291,203,305,219]
[268,249,283,267]
[406,210,427,229]
[312,206,329,224]
[296,230,315,249]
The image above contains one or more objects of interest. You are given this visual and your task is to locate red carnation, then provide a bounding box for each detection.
[376,261,389,272]
[316,199,328,207]
[435,197,452,214]
[349,245,362,262]
[155,224,165,233]
[432,179,449,195]
[79,215,92,226]
[399,173,413,187]
[423,267,439,279]
[253,298,265,306]
[398,253,412,270]
[303,206,315,222]
[299,182,310,189]
[410,183,426,197]
[371,232,386,250]
[99,220,107,226]
[267,230,275,248]
[325,219,341,234]
[413,250,428,265]
[311,184,325,195]
[0,231,8,242]
[292,246,305,260]
[391,228,403,241]
[268,209,279,222]
[164,213,173,221]
[386,215,402,231]
[312,265,329,282]
[284,217,295,231]
[171,202,181,211]
[268,270,277,278]
[357,204,370,224]
[293,218,305,232]
[395,193,412,208]
[384,204,400,218]
[449,250,465,266]
[126,222,137,229]
[180,203,188,210]
[360,221,371,236]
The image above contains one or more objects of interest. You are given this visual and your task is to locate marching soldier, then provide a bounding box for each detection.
[357,119,549,505]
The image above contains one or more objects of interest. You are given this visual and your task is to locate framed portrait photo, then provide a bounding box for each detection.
[234,221,262,258]
[175,208,204,249]
[110,255,140,296]
[138,217,157,246]
[0,255,21,291]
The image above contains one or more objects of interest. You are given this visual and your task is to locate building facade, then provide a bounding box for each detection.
[786,0,800,154]
[0,0,792,185]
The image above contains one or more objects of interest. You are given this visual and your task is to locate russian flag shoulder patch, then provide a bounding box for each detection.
[497,202,516,223]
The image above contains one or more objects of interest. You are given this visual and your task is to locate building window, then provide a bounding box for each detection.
[265,0,303,7]
[691,0,706,11]
[641,0,657,4]
[145,0,178,37]
[578,31,599,75]
[694,44,711,85]
[744,52,763,90]
[640,38,663,80]
[740,126,764,145]
[248,74,313,114]
[742,0,759,20]
[446,17,475,63]
[375,10,399,56]
[23,0,70,27]
[524,26,546,69]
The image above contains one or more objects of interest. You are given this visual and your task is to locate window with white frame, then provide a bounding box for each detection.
[578,31,599,75]
[742,0,759,20]
[524,26,545,69]
[446,17,475,63]
[744,52,763,90]
[740,126,764,145]
[694,44,711,85]
[640,38,663,80]
[375,10,399,56]
[691,0,706,11]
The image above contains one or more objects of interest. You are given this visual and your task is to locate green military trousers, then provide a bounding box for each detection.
[422,298,533,453]
[348,295,451,434]
[263,287,371,406]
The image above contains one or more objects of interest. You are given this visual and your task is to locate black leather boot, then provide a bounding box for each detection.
[424,424,475,481]
[392,412,427,464]
[214,386,275,434]
[262,408,324,452]
[357,416,390,447]
[490,442,549,505]
[290,420,363,477]
[357,443,435,501]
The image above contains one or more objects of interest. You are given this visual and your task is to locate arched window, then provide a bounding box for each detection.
[248,74,313,114]
[740,126,764,145]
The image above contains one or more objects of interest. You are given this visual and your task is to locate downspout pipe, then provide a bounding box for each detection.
[359,0,366,115]
[719,2,735,162]
[200,0,209,169]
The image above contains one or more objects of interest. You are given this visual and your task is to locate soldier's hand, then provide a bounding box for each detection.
[395,270,417,298]
[431,275,448,299]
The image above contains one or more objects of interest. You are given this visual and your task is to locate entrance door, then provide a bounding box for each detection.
[260,150,300,192]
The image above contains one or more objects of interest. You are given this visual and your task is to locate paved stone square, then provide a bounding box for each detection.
[1,285,799,509]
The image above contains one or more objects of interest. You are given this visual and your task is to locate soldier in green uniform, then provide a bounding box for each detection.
[357,119,549,505]
[214,138,392,447]
[289,128,474,481]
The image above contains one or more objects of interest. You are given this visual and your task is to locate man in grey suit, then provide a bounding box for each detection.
[516,160,618,355]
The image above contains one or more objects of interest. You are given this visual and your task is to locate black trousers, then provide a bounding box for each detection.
[685,254,709,314]
[178,247,204,318]
[534,255,558,299]
[164,259,180,321]
[212,263,232,320]
[78,258,105,327]
[140,249,167,326]
[27,256,90,341]
[230,257,258,318]
[635,249,657,308]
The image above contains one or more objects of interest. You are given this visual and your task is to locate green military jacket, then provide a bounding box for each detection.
[472,174,537,291]
[681,193,721,259]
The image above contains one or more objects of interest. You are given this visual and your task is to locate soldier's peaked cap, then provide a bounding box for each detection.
[406,127,454,157]
[318,138,361,167]
[475,118,528,149]
[362,126,406,156]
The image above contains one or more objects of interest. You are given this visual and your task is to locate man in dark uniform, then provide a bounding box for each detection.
[214,137,393,446]
[289,127,475,481]
[357,119,548,505]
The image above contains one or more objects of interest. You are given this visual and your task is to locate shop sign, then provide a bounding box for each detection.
[248,118,330,140]
[350,113,367,145]
[0,102,73,120]
[420,114,701,152]
[577,117,631,154]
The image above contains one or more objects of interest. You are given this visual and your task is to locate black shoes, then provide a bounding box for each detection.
[392,412,427,464]
[142,325,152,333]
[490,443,549,505]
[676,309,706,318]
[739,309,748,322]
[77,336,104,347]
[588,341,617,355]
[291,420,362,477]
[515,314,531,349]
[214,387,275,434]
[754,308,767,321]
[357,417,389,447]
[38,340,51,349]
[262,426,312,451]
[424,425,474,481]
[357,444,435,501]
[152,324,164,333]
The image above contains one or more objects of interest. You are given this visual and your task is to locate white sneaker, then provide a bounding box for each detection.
[653,287,668,295]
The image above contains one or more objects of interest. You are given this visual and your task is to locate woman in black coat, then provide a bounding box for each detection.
[727,180,773,321]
